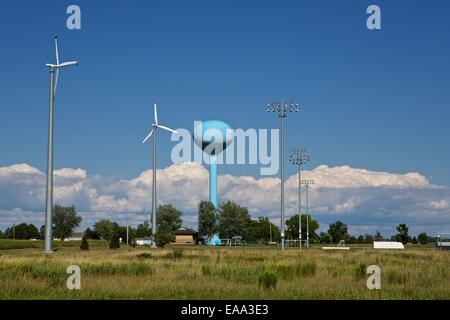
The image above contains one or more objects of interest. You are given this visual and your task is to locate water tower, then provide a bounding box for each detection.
[194,120,233,208]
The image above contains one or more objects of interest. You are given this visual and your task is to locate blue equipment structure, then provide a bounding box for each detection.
[193,120,233,208]
[205,234,222,246]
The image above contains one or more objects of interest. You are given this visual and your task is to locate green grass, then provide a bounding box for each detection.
[0,243,449,299]
[0,239,108,250]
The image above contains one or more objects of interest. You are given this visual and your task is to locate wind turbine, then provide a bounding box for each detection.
[43,36,78,253]
[142,103,177,246]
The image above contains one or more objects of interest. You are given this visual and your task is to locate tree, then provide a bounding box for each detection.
[110,233,121,249]
[357,235,364,243]
[157,205,182,233]
[395,224,409,245]
[80,234,89,251]
[154,231,175,248]
[39,225,45,240]
[198,201,218,239]
[248,217,280,243]
[319,232,332,244]
[94,220,119,241]
[347,236,357,244]
[135,220,151,238]
[364,234,374,244]
[412,236,418,244]
[374,231,383,241]
[52,205,82,241]
[327,220,349,243]
[417,232,428,245]
[129,234,137,247]
[285,214,320,242]
[5,223,39,239]
[116,226,128,243]
[217,201,252,239]
[84,228,99,239]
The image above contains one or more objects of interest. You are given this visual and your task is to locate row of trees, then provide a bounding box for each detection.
[197,201,319,243]
[0,205,82,241]
[198,201,278,243]
[0,204,182,247]
[318,221,433,245]
[198,202,436,245]
[0,202,437,246]
[391,224,434,245]
[84,204,183,247]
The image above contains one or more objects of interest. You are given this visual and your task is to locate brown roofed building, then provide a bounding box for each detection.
[174,227,196,245]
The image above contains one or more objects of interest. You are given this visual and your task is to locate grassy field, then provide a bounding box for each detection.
[0,239,109,250]
[0,243,449,300]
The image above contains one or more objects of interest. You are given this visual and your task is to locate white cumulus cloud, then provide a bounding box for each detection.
[0,162,449,236]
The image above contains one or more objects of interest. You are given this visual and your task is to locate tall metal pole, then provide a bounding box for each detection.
[280,109,285,251]
[269,222,272,243]
[290,148,310,249]
[152,129,157,245]
[44,68,55,253]
[126,225,129,245]
[298,167,302,249]
[267,101,299,252]
[300,179,314,248]
[306,184,309,248]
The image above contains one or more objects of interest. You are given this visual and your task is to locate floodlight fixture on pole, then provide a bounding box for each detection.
[142,103,178,246]
[266,101,300,251]
[289,148,311,249]
[44,36,78,253]
[300,179,315,248]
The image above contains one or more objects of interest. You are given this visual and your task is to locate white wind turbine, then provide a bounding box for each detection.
[43,36,78,253]
[142,103,178,245]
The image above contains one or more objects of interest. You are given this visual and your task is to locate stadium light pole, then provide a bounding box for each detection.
[266,101,300,251]
[301,179,314,248]
[289,149,311,249]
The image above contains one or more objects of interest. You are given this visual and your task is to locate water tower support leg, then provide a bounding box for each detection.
[209,154,218,208]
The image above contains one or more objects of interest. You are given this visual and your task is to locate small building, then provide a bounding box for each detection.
[174,228,196,245]
[135,237,153,246]
[373,241,404,249]
[63,232,84,241]
[437,233,450,250]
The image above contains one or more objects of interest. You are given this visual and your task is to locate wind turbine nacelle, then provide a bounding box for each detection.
[193,120,233,155]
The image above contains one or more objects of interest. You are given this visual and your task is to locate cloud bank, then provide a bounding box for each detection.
[1,162,449,236]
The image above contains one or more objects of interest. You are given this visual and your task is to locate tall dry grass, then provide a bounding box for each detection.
[0,245,449,299]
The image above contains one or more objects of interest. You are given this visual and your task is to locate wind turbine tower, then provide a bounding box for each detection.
[43,36,78,253]
[142,103,178,244]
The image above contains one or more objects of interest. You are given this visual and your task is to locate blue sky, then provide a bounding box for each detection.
[0,0,450,235]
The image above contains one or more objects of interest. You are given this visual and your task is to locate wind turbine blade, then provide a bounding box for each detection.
[142,128,155,143]
[58,61,78,68]
[55,37,60,66]
[157,125,178,134]
[154,103,158,125]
